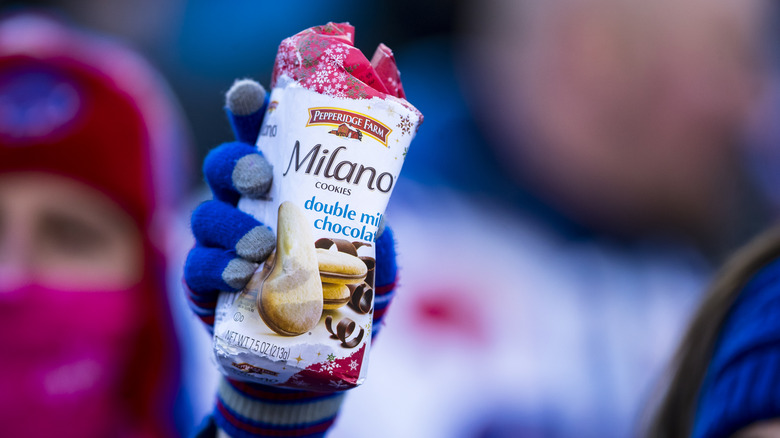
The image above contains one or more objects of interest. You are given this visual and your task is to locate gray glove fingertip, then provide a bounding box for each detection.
[236,225,275,262]
[232,153,273,198]
[223,258,260,291]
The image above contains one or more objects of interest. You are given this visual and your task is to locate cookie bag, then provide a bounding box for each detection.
[212,23,422,391]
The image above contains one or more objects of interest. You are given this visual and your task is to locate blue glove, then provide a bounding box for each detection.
[185,79,399,438]
[183,81,274,327]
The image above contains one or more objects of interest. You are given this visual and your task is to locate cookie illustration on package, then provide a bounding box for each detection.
[257,202,323,336]
[321,282,351,310]
[318,246,368,310]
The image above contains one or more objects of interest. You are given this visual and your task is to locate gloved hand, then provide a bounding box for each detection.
[184,79,398,438]
[183,79,274,328]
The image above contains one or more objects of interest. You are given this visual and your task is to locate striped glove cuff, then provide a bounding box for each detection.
[214,377,346,438]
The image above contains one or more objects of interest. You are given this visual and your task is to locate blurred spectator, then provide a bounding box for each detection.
[0,14,191,437]
[462,0,771,260]
[645,225,780,438]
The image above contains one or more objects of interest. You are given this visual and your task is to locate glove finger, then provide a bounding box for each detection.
[184,244,259,294]
[225,78,268,145]
[192,200,275,262]
[204,141,273,204]
[374,224,397,288]
[372,223,397,339]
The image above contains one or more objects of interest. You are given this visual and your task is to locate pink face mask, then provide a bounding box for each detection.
[0,284,143,438]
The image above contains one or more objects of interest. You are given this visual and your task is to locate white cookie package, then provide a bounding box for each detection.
[212,23,422,391]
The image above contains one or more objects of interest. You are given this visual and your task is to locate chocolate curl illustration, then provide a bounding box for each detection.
[325,315,365,348]
[347,283,374,315]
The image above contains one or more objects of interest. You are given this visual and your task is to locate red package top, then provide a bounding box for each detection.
[272,22,408,102]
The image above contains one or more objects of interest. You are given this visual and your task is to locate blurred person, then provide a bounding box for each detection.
[463,0,771,260]
[329,0,778,437]
[645,225,780,438]
[0,13,190,438]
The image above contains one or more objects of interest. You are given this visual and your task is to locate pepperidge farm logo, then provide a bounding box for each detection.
[306,107,391,146]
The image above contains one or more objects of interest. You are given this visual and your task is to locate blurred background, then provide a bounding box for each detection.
[2,0,780,437]
[0,0,458,167]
